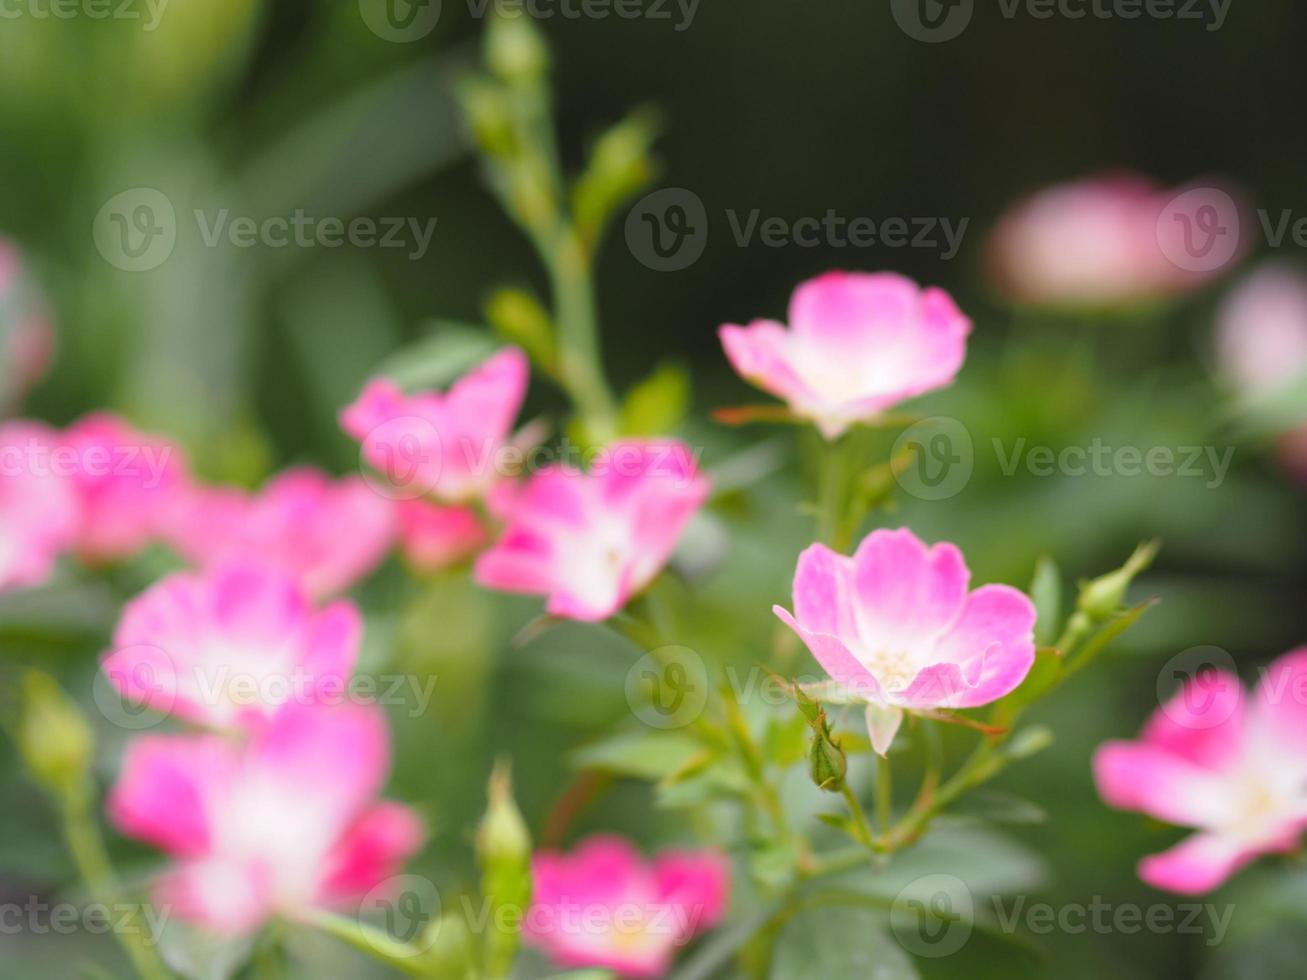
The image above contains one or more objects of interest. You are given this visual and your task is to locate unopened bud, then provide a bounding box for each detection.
[1079,540,1159,620]
[809,729,847,793]
[486,13,549,85]
[18,672,93,804]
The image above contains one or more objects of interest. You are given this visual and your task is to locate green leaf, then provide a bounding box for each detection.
[1029,555,1061,647]
[368,323,499,391]
[949,790,1048,825]
[989,646,1063,726]
[572,106,662,247]
[485,287,557,375]
[571,731,704,781]
[619,362,689,436]
[769,906,919,980]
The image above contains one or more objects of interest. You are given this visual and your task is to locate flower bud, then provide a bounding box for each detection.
[809,728,847,793]
[18,672,93,805]
[485,288,556,372]
[457,80,516,160]
[477,760,532,870]
[1078,540,1158,621]
[486,13,549,85]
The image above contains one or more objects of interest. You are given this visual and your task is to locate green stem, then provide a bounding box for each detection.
[549,227,618,439]
[302,911,436,977]
[875,754,893,833]
[816,436,847,548]
[61,795,172,980]
[839,784,875,853]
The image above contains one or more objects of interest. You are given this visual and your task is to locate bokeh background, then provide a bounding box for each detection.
[3,1,1307,978]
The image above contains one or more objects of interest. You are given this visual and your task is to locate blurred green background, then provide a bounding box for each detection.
[2,1,1306,978]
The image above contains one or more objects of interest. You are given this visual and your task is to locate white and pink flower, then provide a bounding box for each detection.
[167,467,396,598]
[0,421,77,591]
[1214,263,1307,399]
[774,528,1037,755]
[987,173,1241,309]
[341,347,529,503]
[719,271,971,439]
[108,700,423,933]
[396,499,486,573]
[1094,648,1307,894]
[101,562,362,730]
[62,412,189,563]
[525,836,729,978]
[474,440,710,622]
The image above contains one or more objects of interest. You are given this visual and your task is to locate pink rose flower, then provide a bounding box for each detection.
[1094,648,1307,894]
[396,499,486,573]
[525,836,729,978]
[0,422,77,591]
[167,467,396,598]
[1214,263,1307,399]
[61,412,189,563]
[987,173,1240,309]
[340,347,529,503]
[0,240,55,412]
[719,271,970,439]
[101,562,362,730]
[774,528,1037,755]
[474,440,710,622]
[108,701,423,934]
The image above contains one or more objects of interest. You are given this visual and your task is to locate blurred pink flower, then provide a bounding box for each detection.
[167,467,395,598]
[775,528,1037,755]
[396,499,486,573]
[1214,263,1307,398]
[719,271,970,439]
[987,173,1241,309]
[108,701,422,933]
[0,421,77,591]
[1094,648,1307,894]
[101,562,362,730]
[0,240,55,412]
[525,836,729,978]
[340,347,530,503]
[474,440,710,621]
[62,412,189,563]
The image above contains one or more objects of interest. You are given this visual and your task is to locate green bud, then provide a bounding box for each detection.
[485,288,556,373]
[1078,540,1159,621]
[477,760,532,979]
[18,672,93,804]
[486,12,549,85]
[457,80,516,159]
[809,728,847,792]
[571,108,661,243]
[477,760,531,869]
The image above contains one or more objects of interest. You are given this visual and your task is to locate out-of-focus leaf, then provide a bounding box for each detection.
[571,731,703,781]
[1030,555,1062,647]
[950,790,1048,825]
[769,906,919,980]
[369,323,500,392]
[619,362,689,436]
